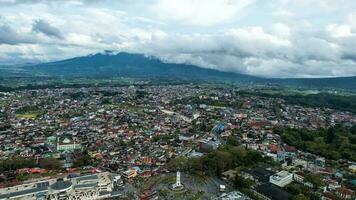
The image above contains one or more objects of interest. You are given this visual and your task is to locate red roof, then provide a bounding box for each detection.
[269,144,279,153]
[284,145,296,152]
[336,187,354,195]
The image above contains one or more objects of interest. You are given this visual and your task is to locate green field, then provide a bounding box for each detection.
[16,112,38,120]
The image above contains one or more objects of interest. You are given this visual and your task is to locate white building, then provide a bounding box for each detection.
[56,137,81,152]
[269,171,293,187]
[0,172,117,200]
[212,191,251,200]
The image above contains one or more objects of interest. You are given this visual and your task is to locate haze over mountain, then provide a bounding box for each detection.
[2,51,355,90]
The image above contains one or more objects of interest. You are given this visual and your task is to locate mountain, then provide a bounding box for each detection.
[25,52,260,83]
[2,51,356,89]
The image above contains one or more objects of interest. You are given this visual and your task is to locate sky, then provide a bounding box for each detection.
[0,0,356,78]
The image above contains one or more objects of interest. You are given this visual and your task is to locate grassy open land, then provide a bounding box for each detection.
[16,112,38,120]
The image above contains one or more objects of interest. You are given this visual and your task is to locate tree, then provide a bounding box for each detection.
[351,125,356,135]
[39,158,62,170]
[166,157,188,171]
[326,128,335,144]
[187,157,203,173]
[244,150,264,166]
[304,174,323,190]
[274,125,356,162]
[285,183,303,195]
[291,194,309,200]
[0,157,36,171]
[73,151,93,167]
[234,175,254,189]
[159,189,169,198]
[226,136,238,146]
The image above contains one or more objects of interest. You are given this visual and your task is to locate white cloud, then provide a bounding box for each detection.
[272,9,294,17]
[273,23,291,38]
[327,24,354,38]
[150,0,254,26]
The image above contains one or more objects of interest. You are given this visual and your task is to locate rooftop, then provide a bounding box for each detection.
[0,186,48,199]
[256,183,292,200]
[50,180,72,191]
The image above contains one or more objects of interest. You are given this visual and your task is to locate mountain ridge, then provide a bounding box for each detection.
[1,52,356,89]
[25,52,262,82]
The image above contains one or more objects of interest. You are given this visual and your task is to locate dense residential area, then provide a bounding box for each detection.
[0,85,355,200]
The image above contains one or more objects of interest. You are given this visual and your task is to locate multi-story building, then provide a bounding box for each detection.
[0,172,117,200]
[56,137,81,152]
[269,171,293,187]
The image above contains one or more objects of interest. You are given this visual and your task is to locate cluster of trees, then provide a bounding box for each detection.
[0,85,13,92]
[166,145,270,178]
[282,93,356,114]
[0,152,95,171]
[242,91,356,114]
[0,157,62,172]
[15,106,39,115]
[274,124,356,161]
[285,182,321,200]
[189,119,214,133]
[0,124,11,132]
[73,151,94,167]
[135,90,149,99]
[63,92,87,100]
[0,158,36,171]
[101,91,120,97]
[152,134,178,143]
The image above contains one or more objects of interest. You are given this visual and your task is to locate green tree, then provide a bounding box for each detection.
[73,151,93,167]
[166,157,188,171]
[234,175,254,189]
[226,136,238,146]
[291,194,309,200]
[39,158,62,170]
[304,174,323,190]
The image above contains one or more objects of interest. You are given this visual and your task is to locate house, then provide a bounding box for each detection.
[322,191,339,200]
[241,167,274,183]
[222,170,236,181]
[349,165,356,174]
[336,187,354,199]
[122,169,137,180]
[293,172,304,183]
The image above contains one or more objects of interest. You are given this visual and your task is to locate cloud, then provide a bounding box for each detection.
[0,0,356,78]
[32,19,63,39]
[150,0,255,26]
[135,24,356,78]
[272,9,294,17]
[0,0,94,6]
[0,24,36,44]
